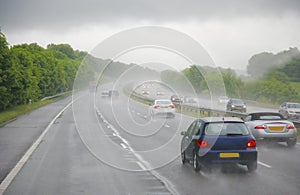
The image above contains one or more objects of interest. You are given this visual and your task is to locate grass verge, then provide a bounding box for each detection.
[0,92,71,125]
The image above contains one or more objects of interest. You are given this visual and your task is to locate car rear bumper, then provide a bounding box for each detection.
[197,149,257,165]
[252,130,297,140]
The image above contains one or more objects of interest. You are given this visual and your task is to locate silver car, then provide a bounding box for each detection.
[279,102,300,120]
[244,112,297,147]
[149,99,176,118]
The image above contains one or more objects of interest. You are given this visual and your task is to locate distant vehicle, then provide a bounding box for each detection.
[183,96,197,103]
[218,96,229,104]
[181,117,257,172]
[89,81,97,92]
[108,90,119,97]
[226,98,247,112]
[156,91,164,96]
[149,99,175,118]
[244,112,298,147]
[101,90,110,98]
[170,95,182,105]
[279,102,300,120]
[142,90,150,95]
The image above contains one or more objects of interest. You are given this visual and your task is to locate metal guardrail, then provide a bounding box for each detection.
[40,92,70,101]
[126,87,300,127]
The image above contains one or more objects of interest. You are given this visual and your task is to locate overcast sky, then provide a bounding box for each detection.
[1,0,300,71]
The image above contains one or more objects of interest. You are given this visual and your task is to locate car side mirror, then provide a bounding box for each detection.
[180,131,187,136]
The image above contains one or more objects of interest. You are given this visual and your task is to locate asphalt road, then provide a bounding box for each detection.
[1,87,300,194]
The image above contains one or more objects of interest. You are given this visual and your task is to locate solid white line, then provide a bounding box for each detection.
[258,161,272,168]
[136,161,147,171]
[0,100,73,194]
[297,143,300,145]
[165,124,170,128]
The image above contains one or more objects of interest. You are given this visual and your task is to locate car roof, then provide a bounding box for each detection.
[155,99,172,102]
[199,117,243,123]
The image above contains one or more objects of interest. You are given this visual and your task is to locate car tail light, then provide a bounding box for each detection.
[154,105,159,109]
[196,140,209,148]
[287,124,295,130]
[247,139,256,148]
[254,125,266,130]
[170,104,175,108]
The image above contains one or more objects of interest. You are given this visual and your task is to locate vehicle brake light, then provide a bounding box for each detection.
[254,125,266,130]
[287,125,295,130]
[154,105,159,109]
[247,139,256,148]
[196,140,209,148]
[170,104,175,108]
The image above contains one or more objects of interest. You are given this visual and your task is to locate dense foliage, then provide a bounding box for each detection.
[0,30,85,111]
[165,59,300,105]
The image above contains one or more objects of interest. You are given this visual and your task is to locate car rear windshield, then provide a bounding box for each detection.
[204,122,249,136]
[156,100,171,105]
[251,113,284,120]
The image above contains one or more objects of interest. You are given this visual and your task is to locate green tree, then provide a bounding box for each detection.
[0,30,12,110]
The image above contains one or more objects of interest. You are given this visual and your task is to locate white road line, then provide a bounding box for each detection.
[137,112,141,115]
[136,161,147,171]
[165,124,170,128]
[258,161,272,168]
[0,100,73,194]
[297,143,300,145]
[120,143,127,149]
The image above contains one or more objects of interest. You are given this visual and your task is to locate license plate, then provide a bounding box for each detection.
[269,126,284,131]
[162,106,168,108]
[220,153,240,158]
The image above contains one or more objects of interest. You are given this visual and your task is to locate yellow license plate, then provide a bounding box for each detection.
[220,153,240,158]
[269,126,284,131]
[162,106,168,108]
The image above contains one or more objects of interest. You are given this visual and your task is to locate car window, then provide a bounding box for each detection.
[155,100,172,104]
[252,113,284,120]
[187,121,197,137]
[232,99,244,104]
[204,122,249,136]
[287,103,300,108]
[244,115,252,122]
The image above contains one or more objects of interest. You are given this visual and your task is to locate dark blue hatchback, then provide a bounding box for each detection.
[181,117,257,172]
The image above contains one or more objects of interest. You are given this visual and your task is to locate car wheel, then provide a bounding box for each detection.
[181,151,187,164]
[247,161,257,172]
[193,152,201,172]
[287,139,297,147]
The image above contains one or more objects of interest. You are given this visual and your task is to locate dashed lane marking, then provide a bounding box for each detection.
[121,143,127,149]
[258,161,272,168]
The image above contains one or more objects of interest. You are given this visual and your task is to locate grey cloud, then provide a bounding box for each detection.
[1,0,300,31]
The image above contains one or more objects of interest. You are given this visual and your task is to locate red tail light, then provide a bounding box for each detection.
[196,140,210,148]
[247,139,256,148]
[154,105,159,109]
[287,125,295,130]
[170,104,175,109]
[254,125,266,130]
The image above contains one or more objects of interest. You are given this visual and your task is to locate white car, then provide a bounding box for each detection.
[279,102,300,120]
[149,99,175,118]
[218,96,229,104]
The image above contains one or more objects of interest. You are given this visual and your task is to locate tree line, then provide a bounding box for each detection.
[0,30,86,111]
[161,61,300,105]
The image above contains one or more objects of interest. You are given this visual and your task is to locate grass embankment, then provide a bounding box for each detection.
[0,92,71,125]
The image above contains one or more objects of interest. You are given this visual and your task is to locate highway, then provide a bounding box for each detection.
[1,86,300,194]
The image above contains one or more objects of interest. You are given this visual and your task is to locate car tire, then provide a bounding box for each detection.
[181,151,187,164]
[193,152,201,172]
[287,139,297,147]
[247,161,257,172]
